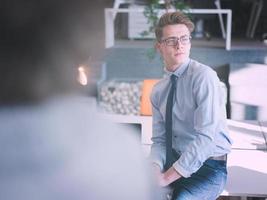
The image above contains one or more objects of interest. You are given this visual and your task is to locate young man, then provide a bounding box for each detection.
[150,11,232,200]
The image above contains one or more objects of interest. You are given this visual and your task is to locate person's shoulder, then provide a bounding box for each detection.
[187,59,216,79]
[188,59,213,74]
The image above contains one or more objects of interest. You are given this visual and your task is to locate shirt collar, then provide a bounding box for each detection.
[165,58,190,78]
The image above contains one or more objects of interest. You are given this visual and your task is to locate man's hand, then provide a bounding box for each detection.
[152,164,181,187]
[161,166,182,187]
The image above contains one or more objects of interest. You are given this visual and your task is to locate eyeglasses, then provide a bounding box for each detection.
[161,35,192,46]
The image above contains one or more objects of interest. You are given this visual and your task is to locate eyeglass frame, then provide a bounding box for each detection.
[160,35,192,46]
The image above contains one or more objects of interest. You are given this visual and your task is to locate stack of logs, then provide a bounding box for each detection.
[98,81,143,115]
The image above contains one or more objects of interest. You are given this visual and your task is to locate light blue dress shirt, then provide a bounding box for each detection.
[150,58,232,178]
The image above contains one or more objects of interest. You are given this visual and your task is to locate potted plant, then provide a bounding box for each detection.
[141,0,190,37]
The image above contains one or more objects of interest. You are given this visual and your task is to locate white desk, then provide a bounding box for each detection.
[102,114,267,197]
[105,8,232,50]
[222,149,267,197]
[101,114,152,145]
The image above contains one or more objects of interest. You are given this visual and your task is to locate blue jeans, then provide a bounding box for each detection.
[171,159,227,200]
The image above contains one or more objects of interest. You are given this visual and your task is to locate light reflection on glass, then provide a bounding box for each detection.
[78,66,88,86]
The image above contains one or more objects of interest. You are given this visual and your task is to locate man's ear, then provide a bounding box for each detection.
[155,42,162,54]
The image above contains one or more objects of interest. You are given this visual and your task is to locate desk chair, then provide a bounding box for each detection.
[140,79,159,116]
[213,64,231,119]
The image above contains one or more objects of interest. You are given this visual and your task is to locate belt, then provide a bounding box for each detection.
[209,154,227,161]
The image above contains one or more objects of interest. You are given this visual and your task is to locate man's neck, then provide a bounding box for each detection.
[166,58,190,72]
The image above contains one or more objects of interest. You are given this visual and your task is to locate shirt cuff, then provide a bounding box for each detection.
[173,160,191,178]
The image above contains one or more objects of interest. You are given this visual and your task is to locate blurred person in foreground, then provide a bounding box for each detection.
[149,11,232,200]
[0,0,156,199]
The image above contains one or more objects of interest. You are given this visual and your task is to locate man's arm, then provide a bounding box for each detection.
[149,87,167,172]
[173,69,223,178]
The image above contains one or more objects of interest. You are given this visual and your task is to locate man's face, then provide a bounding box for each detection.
[156,24,191,72]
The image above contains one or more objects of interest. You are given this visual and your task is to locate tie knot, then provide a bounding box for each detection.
[170,74,177,85]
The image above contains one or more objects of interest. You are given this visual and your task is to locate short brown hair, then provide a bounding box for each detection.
[155,11,194,42]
